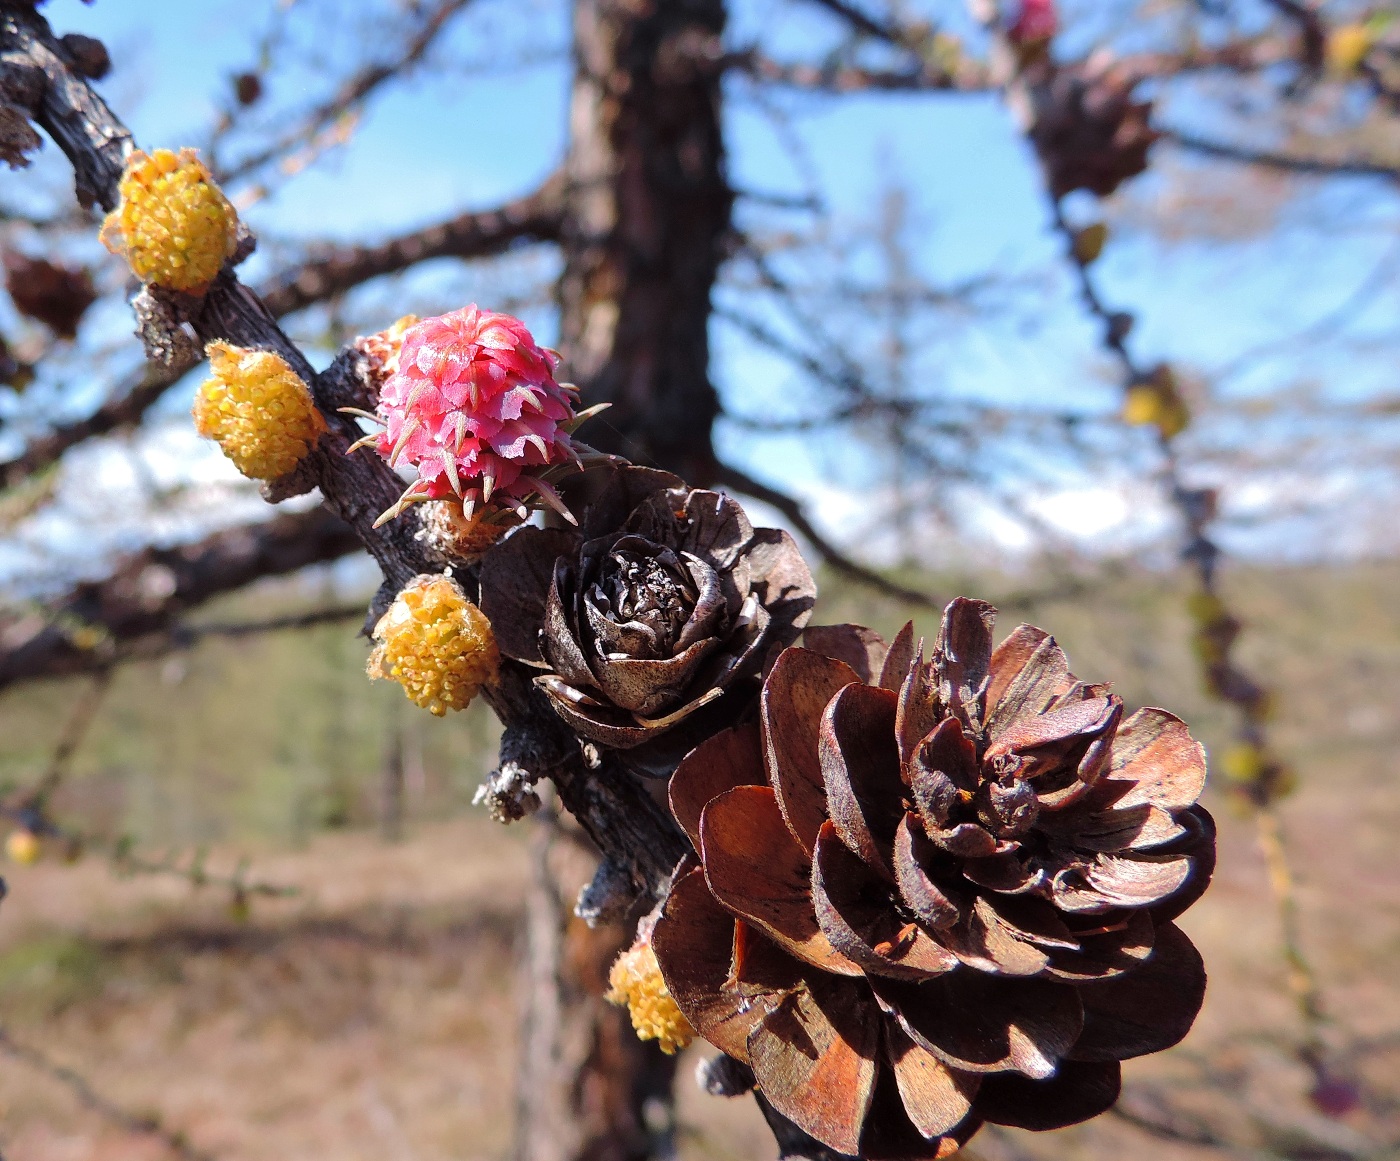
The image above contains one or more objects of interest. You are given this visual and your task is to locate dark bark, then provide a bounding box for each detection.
[0,5,132,209]
[557,0,732,485]
[516,810,680,1161]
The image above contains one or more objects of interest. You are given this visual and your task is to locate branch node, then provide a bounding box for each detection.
[230,219,258,267]
[132,286,202,367]
[695,1054,756,1098]
[574,856,636,927]
[473,759,542,824]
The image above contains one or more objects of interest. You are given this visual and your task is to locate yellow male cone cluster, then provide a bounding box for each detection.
[1327,24,1374,76]
[606,938,695,1056]
[368,574,499,716]
[193,342,326,480]
[101,148,238,293]
[6,829,41,865]
[1073,222,1109,265]
[1123,364,1190,439]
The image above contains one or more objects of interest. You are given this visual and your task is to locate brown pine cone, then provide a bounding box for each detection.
[1030,59,1158,199]
[4,251,97,338]
[479,465,816,772]
[654,598,1214,1158]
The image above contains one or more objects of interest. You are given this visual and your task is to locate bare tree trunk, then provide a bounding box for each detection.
[514,2,732,1158]
[380,697,405,843]
[558,0,731,485]
[515,801,678,1161]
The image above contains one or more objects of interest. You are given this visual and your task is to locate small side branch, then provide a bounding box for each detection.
[259,172,567,317]
[803,0,904,42]
[19,668,110,812]
[214,0,477,185]
[0,507,362,690]
[1162,127,1400,180]
[0,1028,216,1161]
[0,361,188,490]
[713,461,938,609]
[1263,0,1327,74]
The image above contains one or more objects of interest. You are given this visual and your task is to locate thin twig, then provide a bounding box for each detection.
[0,1028,217,1161]
[1107,1099,1237,1151]
[1162,126,1400,181]
[214,0,478,185]
[105,841,298,901]
[803,0,903,42]
[22,667,110,813]
[1263,0,1327,73]
[181,603,368,643]
[713,460,940,608]
[1255,806,1327,1035]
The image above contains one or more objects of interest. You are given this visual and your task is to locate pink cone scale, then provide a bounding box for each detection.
[1009,0,1057,43]
[372,306,580,524]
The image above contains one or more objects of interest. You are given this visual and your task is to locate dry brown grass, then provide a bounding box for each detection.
[3,795,1396,1161]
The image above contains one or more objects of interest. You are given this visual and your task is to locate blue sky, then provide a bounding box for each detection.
[14,0,1400,571]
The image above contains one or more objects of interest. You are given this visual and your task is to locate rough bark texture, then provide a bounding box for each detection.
[516,809,679,1161]
[558,0,731,484]
[520,3,735,1159]
[1,4,132,209]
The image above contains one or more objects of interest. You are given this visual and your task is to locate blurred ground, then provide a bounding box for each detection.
[0,562,1398,1161]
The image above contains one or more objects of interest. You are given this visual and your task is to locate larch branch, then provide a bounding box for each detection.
[258,171,566,316]
[1162,126,1400,180]
[0,507,363,690]
[0,0,689,908]
[712,460,939,608]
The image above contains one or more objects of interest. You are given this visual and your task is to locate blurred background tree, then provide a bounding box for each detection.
[1,1,1399,1160]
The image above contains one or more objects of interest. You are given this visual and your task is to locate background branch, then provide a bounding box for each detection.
[0,507,362,689]
[257,172,567,316]
[714,459,939,608]
[1162,127,1400,180]
[0,1028,217,1161]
